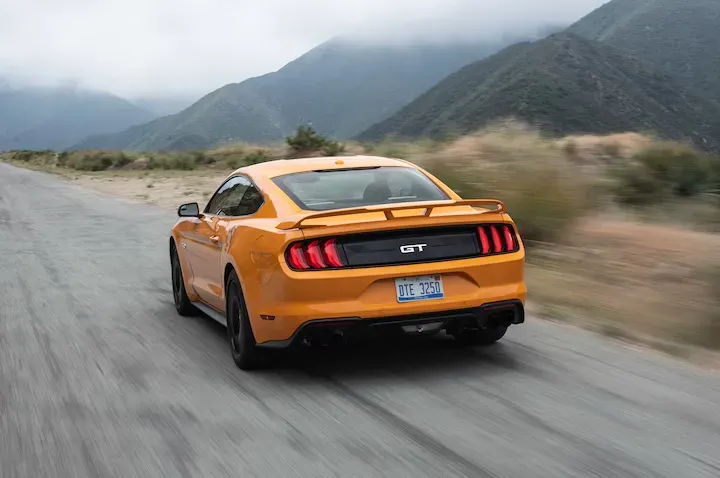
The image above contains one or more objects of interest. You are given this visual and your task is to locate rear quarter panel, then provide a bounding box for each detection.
[224,217,303,307]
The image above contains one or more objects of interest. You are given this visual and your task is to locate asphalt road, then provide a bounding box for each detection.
[1,162,720,478]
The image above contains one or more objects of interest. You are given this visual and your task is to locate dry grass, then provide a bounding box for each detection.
[556,131,655,163]
[527,215,720,353]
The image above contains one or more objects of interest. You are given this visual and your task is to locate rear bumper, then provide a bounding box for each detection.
[256,299,525,349]
[248,250,526,344]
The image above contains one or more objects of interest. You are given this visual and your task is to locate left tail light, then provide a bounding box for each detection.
[286,237,347,270]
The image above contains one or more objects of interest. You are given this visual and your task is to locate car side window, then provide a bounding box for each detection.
[204,176,263,217]
[229,183,264,216]
[204,176,250,215]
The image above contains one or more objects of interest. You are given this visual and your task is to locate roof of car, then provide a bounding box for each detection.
[237,155,414,179]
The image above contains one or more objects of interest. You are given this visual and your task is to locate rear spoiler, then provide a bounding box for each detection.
[276,199,506,230]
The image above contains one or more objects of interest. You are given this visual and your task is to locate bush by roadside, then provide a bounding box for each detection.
[610,143,717,204]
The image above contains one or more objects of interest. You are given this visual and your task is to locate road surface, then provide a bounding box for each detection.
[1,162,719,478]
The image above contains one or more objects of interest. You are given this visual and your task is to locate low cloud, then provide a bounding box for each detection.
[0,0,608,98]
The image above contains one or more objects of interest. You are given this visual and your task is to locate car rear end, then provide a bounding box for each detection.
[253,163,526,347]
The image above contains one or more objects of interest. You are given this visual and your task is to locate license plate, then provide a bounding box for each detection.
[395,275,444,303]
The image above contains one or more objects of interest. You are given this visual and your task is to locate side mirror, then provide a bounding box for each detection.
[178,202,200,217]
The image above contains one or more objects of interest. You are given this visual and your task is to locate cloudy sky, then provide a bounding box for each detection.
[0,0,607,99]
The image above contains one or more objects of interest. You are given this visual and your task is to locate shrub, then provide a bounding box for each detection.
[610,161,668,205]
[225,155,243,169]
[65,152,113,171]
[145,154,162,170]
[146,154,172,170]
[144,153,196,170]
[166,154,197,170]
[286,125,327,153]
[112,152,133,168]
[57,151,69,166]
[612,143,714,205]
[58,151,134,171]
[285,124,344,157]
[243,150,270,165]
[322,141,345,156]
[14,150,35,162]
[192,151,216,165]
[643,144,712,196]
[11,150,53,162]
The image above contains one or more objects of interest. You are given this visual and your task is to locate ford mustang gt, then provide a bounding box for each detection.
[169,155,526,369]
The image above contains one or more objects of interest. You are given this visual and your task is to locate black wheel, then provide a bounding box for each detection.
[171,243,196,316]
[452,325,508,346]
[225,270,262,370]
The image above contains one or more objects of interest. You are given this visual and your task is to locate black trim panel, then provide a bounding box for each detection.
[256,299,524,349]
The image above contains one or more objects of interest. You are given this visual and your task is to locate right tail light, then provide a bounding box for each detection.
[477,224,520,255]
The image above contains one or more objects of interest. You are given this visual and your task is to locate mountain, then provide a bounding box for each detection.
[72,37,523,151]
[131,96,197,117]
[566,0,720,105]
[356,33,720,151]
[0,85,155,151]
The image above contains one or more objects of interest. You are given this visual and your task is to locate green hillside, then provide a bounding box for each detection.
[567,0,720,104]
[0,85,155,151]
[71,38,517,151]
[356,33,720,151]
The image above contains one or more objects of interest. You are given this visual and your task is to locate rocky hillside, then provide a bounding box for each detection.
[357,33,720,152]
[567,0,720,105]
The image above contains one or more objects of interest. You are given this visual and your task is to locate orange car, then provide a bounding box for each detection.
[169,155,526,369]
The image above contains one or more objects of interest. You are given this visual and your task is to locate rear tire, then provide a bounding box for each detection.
[171,243,196,317]
[225,270,263,370]
[452,325,508,346]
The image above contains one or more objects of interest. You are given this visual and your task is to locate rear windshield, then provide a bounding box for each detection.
[272,166,449,211]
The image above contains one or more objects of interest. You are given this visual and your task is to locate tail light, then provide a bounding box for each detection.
[286,237,347,270]
[477,224,520,255]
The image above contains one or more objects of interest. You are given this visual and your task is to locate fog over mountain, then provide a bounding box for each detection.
[0,0,607,98]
